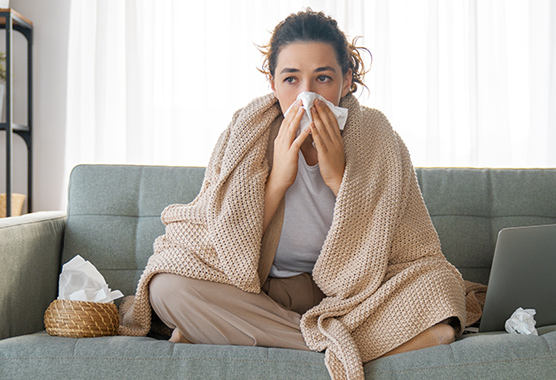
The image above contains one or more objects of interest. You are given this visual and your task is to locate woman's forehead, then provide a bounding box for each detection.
[275,42,340,72]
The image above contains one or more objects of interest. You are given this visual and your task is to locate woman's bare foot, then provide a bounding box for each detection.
[169,328,191,344]
[380,322,455,358]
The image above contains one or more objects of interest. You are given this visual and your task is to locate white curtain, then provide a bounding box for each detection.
[65,0,556,185]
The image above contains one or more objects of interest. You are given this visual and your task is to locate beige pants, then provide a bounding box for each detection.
[149,273,325,350]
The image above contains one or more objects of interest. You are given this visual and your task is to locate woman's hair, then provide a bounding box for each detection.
[258,9,371,94]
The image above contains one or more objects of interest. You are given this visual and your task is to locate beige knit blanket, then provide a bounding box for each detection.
[119,93,467,380]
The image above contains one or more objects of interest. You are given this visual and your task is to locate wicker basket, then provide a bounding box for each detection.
[44,300,120,338]
[0,192,26,217]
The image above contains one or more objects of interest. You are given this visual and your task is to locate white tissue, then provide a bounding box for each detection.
[504,307,538,336]
[284,91,348,136]
[58,255,124,303]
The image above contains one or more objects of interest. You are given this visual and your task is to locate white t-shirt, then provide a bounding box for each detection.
[269,151,336,278]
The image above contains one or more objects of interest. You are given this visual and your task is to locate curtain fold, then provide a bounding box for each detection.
[65,0,556,188]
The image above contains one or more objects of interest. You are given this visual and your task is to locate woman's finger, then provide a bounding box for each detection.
[310,122,325,152]
[288,103,305,136]
[291,121,312,151]
[314,99,340,139]
[311,103,333,145]
[310,119,345,195]
[277,100,301,137]
[277,101,304,144]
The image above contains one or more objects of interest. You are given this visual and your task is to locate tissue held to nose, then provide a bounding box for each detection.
[283,91,348,136]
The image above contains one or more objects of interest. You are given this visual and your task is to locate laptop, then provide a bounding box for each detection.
[479,224,556,333]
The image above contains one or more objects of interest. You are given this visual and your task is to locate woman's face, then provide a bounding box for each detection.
[270,42,352,114]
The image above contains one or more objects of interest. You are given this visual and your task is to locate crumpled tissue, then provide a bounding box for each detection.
[505,307,538,336]
[284,91,348,136]
[58,255,124,303]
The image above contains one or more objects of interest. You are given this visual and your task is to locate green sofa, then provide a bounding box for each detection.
[1,164,556,379]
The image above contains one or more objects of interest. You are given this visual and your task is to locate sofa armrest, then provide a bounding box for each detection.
[0,211,66,340]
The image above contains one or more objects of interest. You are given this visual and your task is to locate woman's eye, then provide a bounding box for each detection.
[284,77,296,84]
[317,75,332,83]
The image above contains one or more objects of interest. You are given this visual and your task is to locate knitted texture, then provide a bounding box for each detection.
[118,94,279,337]
[119,93,467,380]
[464,280,488,326]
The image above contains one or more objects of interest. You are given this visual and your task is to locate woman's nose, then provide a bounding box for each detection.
[300,81,314,94]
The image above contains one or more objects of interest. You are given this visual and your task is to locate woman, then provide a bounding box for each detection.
[120,10,467,380]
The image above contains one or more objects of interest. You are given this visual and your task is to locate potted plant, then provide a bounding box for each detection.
[0,51,6,122]
[0,51,5,80]
[0,51,5,122]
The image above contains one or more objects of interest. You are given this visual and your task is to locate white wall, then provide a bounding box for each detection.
[0,0,70,213]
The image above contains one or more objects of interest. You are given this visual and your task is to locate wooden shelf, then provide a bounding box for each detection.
[0,9,33,28]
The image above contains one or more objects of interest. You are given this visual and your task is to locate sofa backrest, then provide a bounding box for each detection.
[62,165,205,297]
[416,168,556,284]
[63,165,556,297]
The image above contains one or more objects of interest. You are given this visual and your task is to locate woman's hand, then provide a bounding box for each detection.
[310,99,346,195]
[268,100,311,192]
[263,100,311,233]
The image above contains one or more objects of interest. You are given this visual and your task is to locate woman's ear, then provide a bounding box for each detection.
[270,76,277,94]
[341,69,353,97]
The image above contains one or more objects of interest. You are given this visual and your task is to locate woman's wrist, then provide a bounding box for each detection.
[266,170,291,196]
[263,172,290,233]
[327,179,341,196]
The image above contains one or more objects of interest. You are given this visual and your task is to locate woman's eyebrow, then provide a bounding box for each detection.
[280,68,299,74]
[315,66,336,73]
[279,66,336,74]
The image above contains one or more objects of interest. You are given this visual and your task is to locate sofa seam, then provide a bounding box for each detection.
[3,355,556,369]
[0,357,325,365]
[67,214,161,218]
[63,213,556,220]
[366,354,556,375]
[133,167,144,268]
[429,214,556,219]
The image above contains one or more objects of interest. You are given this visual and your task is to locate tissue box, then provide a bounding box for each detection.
[44,300,119,338]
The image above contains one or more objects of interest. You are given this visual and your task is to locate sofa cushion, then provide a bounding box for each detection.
[0,331,330,380]
[2,327,556,379]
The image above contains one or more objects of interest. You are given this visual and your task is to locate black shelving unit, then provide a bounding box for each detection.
[0,9,32,217]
